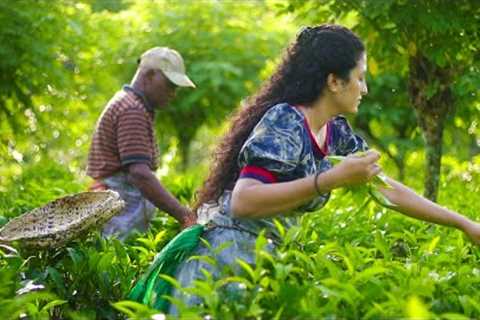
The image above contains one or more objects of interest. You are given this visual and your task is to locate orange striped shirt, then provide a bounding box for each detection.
[87,87,159,179]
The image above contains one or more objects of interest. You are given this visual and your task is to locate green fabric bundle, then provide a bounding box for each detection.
[128,224,205,311]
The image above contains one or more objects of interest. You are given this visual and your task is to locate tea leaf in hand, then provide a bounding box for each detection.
[325,153,395,207]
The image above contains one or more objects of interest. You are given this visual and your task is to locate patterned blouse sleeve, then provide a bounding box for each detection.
[237,105,305,183]
[330,116,369,156]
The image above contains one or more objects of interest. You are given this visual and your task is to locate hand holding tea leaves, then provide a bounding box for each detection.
[327,150,396,207]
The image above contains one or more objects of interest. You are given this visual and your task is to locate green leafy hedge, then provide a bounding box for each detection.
[1,155,479,319]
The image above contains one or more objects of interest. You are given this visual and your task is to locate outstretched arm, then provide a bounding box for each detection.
[379,177,480,244]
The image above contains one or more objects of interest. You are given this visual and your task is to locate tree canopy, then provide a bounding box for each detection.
[282,0,480,200]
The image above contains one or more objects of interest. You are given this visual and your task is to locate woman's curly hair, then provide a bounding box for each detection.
[194,24,365,210]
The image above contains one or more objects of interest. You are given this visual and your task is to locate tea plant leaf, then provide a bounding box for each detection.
[98,252,115,273]
[187,255,217,267]
[406,295,430,319]
[40,299,67,312]
[217,276,252,289]
[272,304,285,320]
[326,153,396,208]
[112,300,156,319]
[113,239,129,265]
[158,274,181,290]
[459,295,480,315]
[46,266,66,296]
[132,246,150,256]
[374,232,392,260]
[354,266,390,283]
[286,250,313,270]
[236,258,256,282]
[66,247,83,268]
[427,236,441,254]
[199,238,213,251]
[213,240,233,256]
[441,313,470,320]
[136,238,157,251]
[257,250,275,265]
[273,219,286,238]
[369,187,395,207]
[255,230,269,252]
[284,226,301,245]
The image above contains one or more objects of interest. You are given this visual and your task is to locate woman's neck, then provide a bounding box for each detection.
[297,100,334,133]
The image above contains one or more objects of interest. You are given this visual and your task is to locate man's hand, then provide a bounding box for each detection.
[180,210,197,229]
[127,163,195,227]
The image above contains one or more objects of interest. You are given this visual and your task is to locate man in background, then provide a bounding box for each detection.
[87,47,196,240]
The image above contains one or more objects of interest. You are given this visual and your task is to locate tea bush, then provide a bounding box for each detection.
[1,154,479,319]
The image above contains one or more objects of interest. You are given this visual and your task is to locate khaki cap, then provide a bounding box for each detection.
[138,47,196,88]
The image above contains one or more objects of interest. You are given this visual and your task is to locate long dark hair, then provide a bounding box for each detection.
[194,24,365,210]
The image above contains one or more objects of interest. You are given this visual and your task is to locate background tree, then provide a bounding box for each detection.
[0,0,292,176]
[0,0,95,179]
[283,0,480,201]
[127,1,291,169]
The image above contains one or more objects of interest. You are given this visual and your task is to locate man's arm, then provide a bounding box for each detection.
[127,163,196,228]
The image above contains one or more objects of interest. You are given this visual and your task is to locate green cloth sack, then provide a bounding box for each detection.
[128,224,205,311]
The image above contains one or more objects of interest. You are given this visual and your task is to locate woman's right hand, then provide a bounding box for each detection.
[461,221,480,245]
[331,150,382,188]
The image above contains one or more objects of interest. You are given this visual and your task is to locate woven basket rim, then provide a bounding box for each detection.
[0,190,123,243]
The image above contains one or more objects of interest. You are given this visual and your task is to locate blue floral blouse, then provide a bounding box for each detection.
[238,102,368,212]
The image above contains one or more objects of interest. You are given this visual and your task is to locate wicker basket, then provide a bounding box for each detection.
[0,190,125,248]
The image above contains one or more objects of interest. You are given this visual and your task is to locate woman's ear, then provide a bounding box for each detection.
[326,73,342,93]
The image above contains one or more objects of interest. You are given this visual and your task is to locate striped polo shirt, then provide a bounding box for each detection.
[87,86,159,179]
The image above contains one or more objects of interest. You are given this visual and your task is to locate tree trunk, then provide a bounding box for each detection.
[408,54,454,202]
[178,137,191,172]
[177,128,196,172]
[396,153,406,182]
[417,112,445,201]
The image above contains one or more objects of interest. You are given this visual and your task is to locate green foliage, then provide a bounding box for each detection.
[162,157,480,319]
[0,159,193,319]
[0,159,86,218]
[1,0,292,174]
[0,0,70,127]
[131,0,291,167]
[0,244,65,320]
[1,1,480,319]
[2,155,479,318]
